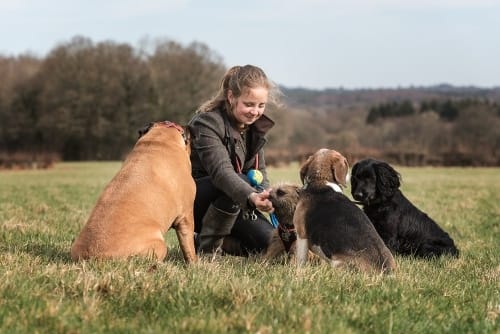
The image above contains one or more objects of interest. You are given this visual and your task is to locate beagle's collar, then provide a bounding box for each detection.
[325,181,343,193]
[302,176,343,194]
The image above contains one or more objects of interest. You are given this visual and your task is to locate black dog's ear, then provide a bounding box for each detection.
[375,162,401,198]
[351,162,359,185]
[351,162,359,175]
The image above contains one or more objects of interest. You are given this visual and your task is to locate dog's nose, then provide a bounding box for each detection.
[353,191,365,200]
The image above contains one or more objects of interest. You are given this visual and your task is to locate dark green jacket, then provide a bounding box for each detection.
[188,107,274,207]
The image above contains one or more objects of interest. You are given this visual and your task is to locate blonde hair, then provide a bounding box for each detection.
[197,64,281,113]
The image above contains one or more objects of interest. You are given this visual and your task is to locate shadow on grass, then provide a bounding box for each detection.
[2,228,237,266]
[28,241,193,265]
[21,241,73,264]
[0,230,73,264]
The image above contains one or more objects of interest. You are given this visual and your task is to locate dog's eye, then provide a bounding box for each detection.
[276,189,286,197]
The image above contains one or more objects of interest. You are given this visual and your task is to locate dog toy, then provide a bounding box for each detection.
[247,169,264,187]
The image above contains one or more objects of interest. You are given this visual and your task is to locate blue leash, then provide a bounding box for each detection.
[269,212,279,229]
[247,169,279,229]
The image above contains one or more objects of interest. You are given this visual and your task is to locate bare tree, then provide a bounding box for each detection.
[0,55,42,154]
[147,39,226,124]
[36,36,155,160]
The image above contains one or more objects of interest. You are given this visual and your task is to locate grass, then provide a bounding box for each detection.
[0,162,499,333]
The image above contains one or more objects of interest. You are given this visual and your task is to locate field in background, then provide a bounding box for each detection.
[0,162,498,333]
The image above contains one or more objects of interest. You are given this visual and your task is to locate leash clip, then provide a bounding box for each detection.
[249,210,258,221]
[243,209,258,221]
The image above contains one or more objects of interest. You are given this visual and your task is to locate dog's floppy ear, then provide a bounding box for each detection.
[137,122,154,138]
[350,162,359,186]
[351,161,359,176]
[332,155,349,187]
[182,125,191,144]
[374,162,401,198]
[299,155,314,185]
[182,125,192,154]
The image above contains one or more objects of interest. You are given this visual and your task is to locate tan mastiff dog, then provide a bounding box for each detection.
[71,121,197,263]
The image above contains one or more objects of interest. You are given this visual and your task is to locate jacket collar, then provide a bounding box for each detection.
[223,109,275,138]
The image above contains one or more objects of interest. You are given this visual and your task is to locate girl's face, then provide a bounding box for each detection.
[228,86,268,128]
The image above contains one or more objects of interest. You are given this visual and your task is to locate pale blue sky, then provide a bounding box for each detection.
[1,0,499,89]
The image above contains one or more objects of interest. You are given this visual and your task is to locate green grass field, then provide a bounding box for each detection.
[0,162,498,333]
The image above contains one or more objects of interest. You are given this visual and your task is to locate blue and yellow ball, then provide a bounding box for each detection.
[247,169,263,187]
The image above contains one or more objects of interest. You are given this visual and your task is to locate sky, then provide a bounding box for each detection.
[1,0,499,90]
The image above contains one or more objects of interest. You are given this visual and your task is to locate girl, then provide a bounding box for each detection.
[189,65,281,256]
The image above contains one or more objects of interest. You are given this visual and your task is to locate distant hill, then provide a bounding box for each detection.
[263,84,500,167]
[281,85,500,110]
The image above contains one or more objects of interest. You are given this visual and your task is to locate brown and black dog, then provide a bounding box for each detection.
[293,148,396,273]
[264,182,302,260]
[71,121,197,263]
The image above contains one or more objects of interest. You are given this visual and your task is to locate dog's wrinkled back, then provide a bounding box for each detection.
[71,122,197,263]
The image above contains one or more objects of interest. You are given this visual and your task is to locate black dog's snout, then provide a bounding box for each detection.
[353,190,365,200]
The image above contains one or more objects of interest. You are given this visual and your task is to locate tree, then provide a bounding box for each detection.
[147,39,226,124]
[36,36,156,160]
[0,55,42,154]
[452,105,500,164]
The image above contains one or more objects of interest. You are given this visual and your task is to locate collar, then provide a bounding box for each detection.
[278,223,297,252]
[325,181,343,193]
[156,121,188,144]
[302,177,343,193]
[223,109,275,139]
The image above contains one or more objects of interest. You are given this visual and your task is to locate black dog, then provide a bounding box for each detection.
[351,158,459,258]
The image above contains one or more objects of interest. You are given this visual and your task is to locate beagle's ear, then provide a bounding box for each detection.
[333,156,349,187]
[299,155,314,185]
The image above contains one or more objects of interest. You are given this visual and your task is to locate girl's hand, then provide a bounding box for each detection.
[248,189,274,213]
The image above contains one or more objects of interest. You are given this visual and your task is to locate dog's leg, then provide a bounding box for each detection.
[125,234,167,261]
[296,237,309,266]
[330,255,347,268]
[263,232,286,260]
[310,245,335,264]
[174,215,198,264]
[147,239,168,261]
[418,242,459,258]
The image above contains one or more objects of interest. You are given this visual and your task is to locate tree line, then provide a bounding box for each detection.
[366,99,499,124]
[0,36,226,164]
[1,35,499,168]
[271,94,500,166]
